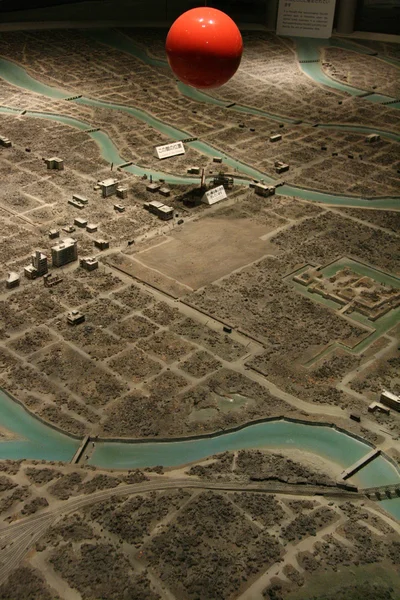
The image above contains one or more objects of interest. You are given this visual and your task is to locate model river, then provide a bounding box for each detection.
[0,35,399,520]
[0,37,399,208]
[1,388,400,519]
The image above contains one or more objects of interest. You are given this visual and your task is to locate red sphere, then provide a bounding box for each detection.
[166,7,243,89]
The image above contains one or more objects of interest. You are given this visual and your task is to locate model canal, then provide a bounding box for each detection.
[0,33,399,520]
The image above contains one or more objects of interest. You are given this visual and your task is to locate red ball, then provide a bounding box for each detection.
[166,7,243,89]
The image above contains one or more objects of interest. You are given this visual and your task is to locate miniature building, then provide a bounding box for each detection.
[366,133,380,143]
[6,272,20,289]
[146,182,161,193]
[67,310,85,326]
[86,223,98,233]
[99,178,118,197]
[114,204,125,213]
[48,229,59,239]
[0,135,12,148]
[213,173,234,189]
[45,157,64,170]
[51,238,78,267]
[68,198,85,210]
[368,401,390,415]
[275,161,289,174]
[380,390,400,412]
[349,413,361,423]
[116,186,128,199]
[24,251,48,279]
[270,134,282,142]
[62,225,75,233]
[94,239,109,250]
[43,273,63,287]
[74,217,88,228]
[72,194,88,204]
[80,256,99,271]
[159,186,171,197]
[187,166,200,175]
[158,205,174,220]
[213,156,222,163]
[254,183,275,197]
[148,200,165,214]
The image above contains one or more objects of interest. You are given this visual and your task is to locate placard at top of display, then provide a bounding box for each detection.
[155,141,185,159]
[202,185,227,205]
[276,0,337,39]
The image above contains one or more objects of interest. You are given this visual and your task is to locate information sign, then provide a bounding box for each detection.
[202,185,227,205]
[277,0,337,39]
[155,141,185,159]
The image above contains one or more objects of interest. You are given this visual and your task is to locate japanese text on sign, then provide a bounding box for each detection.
[156,141,185,159]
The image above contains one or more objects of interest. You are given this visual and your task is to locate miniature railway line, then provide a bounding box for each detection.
[0,477,364,585]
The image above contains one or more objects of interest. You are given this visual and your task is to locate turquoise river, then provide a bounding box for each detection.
[0,32,399,520]
[1,388,400,520]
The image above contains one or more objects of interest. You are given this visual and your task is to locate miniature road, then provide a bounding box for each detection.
[0,477,361,585]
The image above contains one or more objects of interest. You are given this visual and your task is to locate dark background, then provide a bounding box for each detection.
[0,0,399,34]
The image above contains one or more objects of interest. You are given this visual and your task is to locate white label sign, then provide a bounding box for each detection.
[155,141,185,159]
[202,185,227,205]
[277,0,337,39]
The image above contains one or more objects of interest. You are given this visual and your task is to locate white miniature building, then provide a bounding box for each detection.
[366,134,380,143]
[72,194,88,204]
[74,217,88,228]
[67,310,85,326]
[148,200,165,214]
[188,166,200,175]
[275,161,289,174]
[146,182,161,193]
[0,136,12,148]
[368,401,390,415]
[254,183,275,197]
[94,239,109,250]
[380,390,400,412]
[99,178,118,197]
[159,186,171,197]
[270,134,282,143]
[51,238,78,267]
[116,186,128,199]
[45,157,64,170]
[80,257,99,271]
[6,272,20,289]
[158,205,174,220]
[24,251,48,279]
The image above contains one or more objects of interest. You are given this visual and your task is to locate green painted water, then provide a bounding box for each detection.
[295,37,400,108]
[0,35,400,519]
[1,389,400,518]
[289,260,400,366]
[0,389,79,461]
[0,58,398,209]
[87,420,400,492]
[89,29,400,140]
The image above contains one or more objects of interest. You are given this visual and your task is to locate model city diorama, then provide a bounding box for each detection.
[0,4,399,600]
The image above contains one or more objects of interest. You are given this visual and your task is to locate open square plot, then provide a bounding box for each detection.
[136,217,273,289]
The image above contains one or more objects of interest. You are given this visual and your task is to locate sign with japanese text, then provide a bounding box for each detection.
[202,185,227,205]
[277,0,337,38]
[155,141,185,159]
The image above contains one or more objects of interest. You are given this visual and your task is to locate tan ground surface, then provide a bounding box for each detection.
[137,217,273,289]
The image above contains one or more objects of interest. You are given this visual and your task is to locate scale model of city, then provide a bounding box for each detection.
[0,22,399,600]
